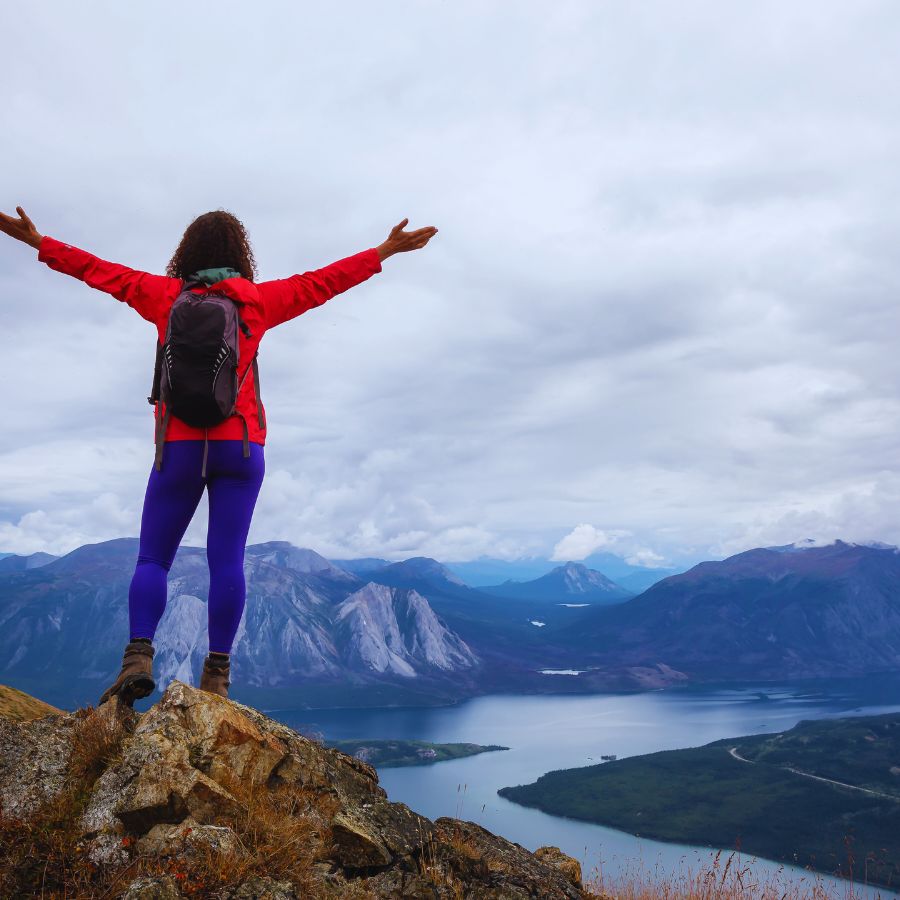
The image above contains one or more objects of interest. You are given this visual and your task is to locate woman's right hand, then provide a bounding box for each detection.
[0,206,43,248]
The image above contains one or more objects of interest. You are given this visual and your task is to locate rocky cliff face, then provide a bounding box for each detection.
[0,683,595,899]
[335,584,477,678]
[0,539,480,709]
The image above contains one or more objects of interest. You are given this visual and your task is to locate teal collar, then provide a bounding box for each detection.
[189,266,242,286]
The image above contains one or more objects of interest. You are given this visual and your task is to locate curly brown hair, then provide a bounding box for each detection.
[166,210,258,282]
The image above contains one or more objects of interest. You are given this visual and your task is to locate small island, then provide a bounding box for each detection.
[498,713,900,889]
[327,739,509,768]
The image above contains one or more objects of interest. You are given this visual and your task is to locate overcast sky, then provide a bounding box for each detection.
[2,1,900,569]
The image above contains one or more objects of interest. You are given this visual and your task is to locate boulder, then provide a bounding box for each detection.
[429,818,587,899]
[122,875,184,899]
[534,844,584,887]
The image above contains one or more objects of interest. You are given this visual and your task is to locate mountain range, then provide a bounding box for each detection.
[0,540,483,710]
[432,552,679,590]
[563,540,900,681]
[2,537,899,708]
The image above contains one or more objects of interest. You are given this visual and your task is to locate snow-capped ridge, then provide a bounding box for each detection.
[776,538,899,554]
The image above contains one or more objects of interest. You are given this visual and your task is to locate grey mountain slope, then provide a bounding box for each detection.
[0,551,58,574]
[482,561,632,603]
[328,557,392,577]
[564,540,900,680]
[0,538,480,710]
[247,542,356,582]
[377,556,467,588]
[335,583,477,678]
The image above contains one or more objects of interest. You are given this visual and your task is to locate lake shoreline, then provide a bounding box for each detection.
[253,668,900,715]
[498,713,900,893]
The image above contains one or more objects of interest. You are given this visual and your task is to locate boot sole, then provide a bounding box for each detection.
[119,672,156,705]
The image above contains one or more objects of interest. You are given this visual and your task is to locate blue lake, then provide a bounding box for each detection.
[267,676,900,898]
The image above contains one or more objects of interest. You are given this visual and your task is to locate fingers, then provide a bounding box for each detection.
[385,219,438,253]
[402,234,436,252]
[0,208,28,230]
[389,217,409,238]
[0,211,20,236]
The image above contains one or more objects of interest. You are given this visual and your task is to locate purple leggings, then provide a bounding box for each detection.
[128,440,265,654]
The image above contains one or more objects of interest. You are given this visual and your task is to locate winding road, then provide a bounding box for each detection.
[728,746,899,802]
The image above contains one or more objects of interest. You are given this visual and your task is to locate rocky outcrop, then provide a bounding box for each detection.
[0,681,594,898]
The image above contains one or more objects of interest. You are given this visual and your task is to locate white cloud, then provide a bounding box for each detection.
[550,525,631,561]
[3,2,900,566]
[625,548,667,569]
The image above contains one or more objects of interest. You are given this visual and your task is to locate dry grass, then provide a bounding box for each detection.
[0,703,132,898]
[0,683,64,722]
[125,763,343,896]
[415,817,469,899]
[582,846,890,900]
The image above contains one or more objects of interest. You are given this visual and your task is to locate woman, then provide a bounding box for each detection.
[0,206,437,705]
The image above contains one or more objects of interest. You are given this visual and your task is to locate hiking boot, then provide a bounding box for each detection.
[99,640,155,707]
[200,652,231,698]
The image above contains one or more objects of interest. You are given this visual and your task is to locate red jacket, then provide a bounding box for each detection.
[37,236,382,445]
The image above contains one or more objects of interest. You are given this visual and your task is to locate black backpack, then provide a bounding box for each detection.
[148,280,265,477]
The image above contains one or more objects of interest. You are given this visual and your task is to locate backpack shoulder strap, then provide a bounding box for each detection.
[252,354,265,429]
[148,340,163,406]
[153,402,172,472]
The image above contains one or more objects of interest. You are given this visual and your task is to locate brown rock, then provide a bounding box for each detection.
[331,809,394,867]
[1,680,595,899]
[429,817,587,899]
[0,693,136,821]
[0,705,76,820]
[122,875,184,899]
[219,874,299,898]
[534,844,583,887]
[136,816,238,857]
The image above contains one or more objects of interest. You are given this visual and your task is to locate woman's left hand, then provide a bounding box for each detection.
[377,218,438,261]
[0,206,43,248]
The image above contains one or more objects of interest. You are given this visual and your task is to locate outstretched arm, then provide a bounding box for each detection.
[260,218,438,329]
[0,205,178,326]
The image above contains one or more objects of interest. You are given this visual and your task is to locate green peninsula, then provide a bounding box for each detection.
[498,713,900,889]
[328,739,509,768]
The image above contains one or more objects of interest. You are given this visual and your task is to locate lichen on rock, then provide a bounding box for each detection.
[1,680,593,898]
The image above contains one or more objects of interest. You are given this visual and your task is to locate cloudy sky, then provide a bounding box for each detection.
[2,2,900,569]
